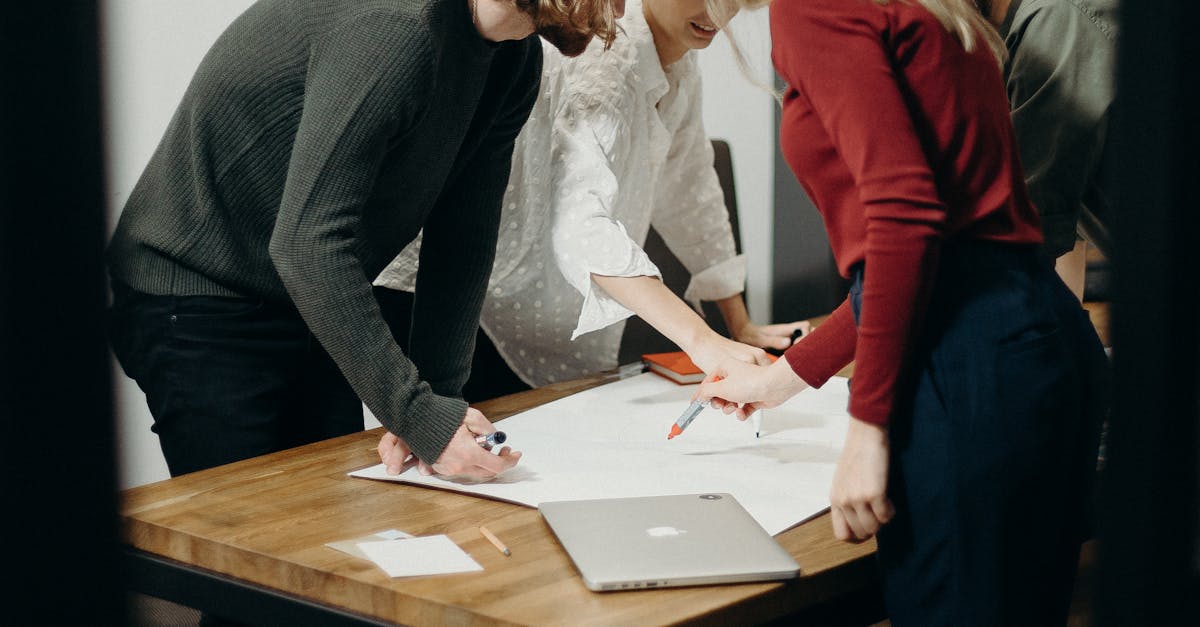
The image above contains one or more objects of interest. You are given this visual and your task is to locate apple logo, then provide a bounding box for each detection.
[645,526,687,537]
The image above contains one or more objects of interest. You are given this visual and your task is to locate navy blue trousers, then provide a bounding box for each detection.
[107,281,363,477]
[851,242,1109,626]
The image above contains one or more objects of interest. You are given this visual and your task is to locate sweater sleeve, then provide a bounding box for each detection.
[408,42,543,416]
[773,4,946,425]
[784,298,857,388]
[1005,0,1117,257]
[266,13,525,465]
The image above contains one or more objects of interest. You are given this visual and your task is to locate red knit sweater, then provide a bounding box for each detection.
[773,0,1043,425]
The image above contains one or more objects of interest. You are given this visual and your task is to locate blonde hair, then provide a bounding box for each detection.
[878,0,1006,64]
[706,0,780,101]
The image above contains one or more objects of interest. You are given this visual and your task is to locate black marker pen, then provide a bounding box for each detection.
[475,431,507,449]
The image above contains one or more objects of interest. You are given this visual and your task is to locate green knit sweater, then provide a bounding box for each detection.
[107,0,542,464]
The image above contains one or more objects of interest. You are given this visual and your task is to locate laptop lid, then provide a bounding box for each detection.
[539,493,800,592]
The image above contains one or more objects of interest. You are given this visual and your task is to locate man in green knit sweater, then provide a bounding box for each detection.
[107,0,622,481]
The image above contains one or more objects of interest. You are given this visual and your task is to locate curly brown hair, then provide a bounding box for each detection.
[517,0,621,57]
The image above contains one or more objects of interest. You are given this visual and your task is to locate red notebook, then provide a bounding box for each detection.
[642,350,781,385]
[642,351,704,385]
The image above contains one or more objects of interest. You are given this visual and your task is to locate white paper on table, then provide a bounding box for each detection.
[351,373,852,535]
[325,528,413,560]
[356,535,483,578]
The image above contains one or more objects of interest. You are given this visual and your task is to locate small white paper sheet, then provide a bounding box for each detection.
[356,535,483,578]
[325,529,413,560]
[352,373,852,535]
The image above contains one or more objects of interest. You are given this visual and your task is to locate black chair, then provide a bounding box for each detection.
[616,138,742,365]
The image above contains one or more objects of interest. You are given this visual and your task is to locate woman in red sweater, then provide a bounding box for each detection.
[698,0,1109,623]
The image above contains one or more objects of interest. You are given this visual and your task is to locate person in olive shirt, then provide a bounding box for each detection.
[106,0,622,480]
[980,0,1118,299]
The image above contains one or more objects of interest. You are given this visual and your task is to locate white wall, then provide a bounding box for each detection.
[103,1,775,488]
[102,0,261,489]
[697,9,776,326]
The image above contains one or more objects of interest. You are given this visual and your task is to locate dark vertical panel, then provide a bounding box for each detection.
[771,79,848,323]
[618,140,741,364]
[0,3,124,624]
[1098,0,1200,624]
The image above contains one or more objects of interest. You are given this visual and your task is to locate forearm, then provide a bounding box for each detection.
[272,238,466,464]
[590,274,715,353]
[411,162,509,397]
[714,293,751,337]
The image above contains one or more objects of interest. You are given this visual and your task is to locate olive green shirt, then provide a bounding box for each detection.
[1001,0,1119,257]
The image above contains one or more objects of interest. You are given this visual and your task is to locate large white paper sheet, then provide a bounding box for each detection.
[351,373,852,535]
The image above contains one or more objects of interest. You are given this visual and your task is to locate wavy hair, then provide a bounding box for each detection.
[519,0,622,57]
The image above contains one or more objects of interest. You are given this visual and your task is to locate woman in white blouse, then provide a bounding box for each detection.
[375,0,806,399]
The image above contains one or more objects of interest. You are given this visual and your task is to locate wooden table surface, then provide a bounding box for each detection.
[123,302,1109,625]
[122,372,877,626]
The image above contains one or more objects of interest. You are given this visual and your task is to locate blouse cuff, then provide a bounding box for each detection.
[569,258,662,340]
[682,254,746,312]
[373,238,422,292]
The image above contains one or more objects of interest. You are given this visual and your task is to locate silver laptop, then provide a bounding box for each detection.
[539,493,800,591]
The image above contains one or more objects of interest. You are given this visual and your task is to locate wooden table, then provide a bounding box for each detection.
[124,301,1110,625]
[122,372,879,626]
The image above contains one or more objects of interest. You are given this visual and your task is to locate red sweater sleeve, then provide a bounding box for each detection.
[785,299,856,389]
[773,2,946,425]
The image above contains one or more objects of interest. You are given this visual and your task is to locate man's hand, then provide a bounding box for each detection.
[426,407,521,481]
[378,431,420,475]
[377,407,521,481]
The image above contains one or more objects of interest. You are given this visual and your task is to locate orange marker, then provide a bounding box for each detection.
[666,375,722,440]
[667,400,706,439]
